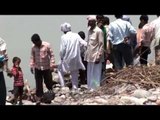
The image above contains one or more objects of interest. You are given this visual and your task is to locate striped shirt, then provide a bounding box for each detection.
[30,41,55,70]
[11,66,24,86]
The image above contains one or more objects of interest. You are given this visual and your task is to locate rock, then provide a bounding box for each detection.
[125,84,137,93]
[148,88,156,92]
[53,87,60,93]
[156,99,160,105]
[152,91,160,95]
[53,74,59,82]
[6,102,12,105]
[80,85,88,90]
[93,98,108,104]
[60,95,66,99]
[120,96,147,105]
[53,96,64,103]
[22,100,36,105]
[83,102,99,105]
[132,89,152,98]
[147,95,158,102]
[60,87,70,94]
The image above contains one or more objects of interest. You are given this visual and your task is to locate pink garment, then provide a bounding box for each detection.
[11,66,24,87]
[30,41,55,70]
[141,23,155,47]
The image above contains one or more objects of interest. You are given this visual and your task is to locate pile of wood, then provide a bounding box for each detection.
[101,65,160,92]
[84,65,160,98]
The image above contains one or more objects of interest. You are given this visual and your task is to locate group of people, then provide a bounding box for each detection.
[0,14,160,105]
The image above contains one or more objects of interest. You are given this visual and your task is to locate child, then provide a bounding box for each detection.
[10,57,24,105]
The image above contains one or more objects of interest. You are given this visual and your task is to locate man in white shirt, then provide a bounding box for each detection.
[85,15,104,90]
[107,14,136,70]
[58,22,87,91]
[0,38,9,105]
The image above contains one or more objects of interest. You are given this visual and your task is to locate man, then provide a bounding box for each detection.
[150,15,160,48]
[58,22,87,91]
[96,15,107,80]
[30,33,56,104]
[134,15,151,66]
[122,15,137,50]
[139,23,154,65]
[0,37,9,105]
[150,15,160,65]
[85,15,104,90]
[107,14,136,70]
[78,31,87,85]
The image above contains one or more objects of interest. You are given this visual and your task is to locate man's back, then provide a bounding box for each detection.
[108,19,136,45]
[60,31,85,71]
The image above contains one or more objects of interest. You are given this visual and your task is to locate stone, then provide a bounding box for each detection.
[132,89,152,98]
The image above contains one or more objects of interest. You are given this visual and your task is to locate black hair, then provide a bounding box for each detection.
[96,15,104,20]
[115,14,123,19]
[103,16,110,25]
[138,22,145,29]
[140,15,149,22]
[78,31,85,40]
[31,33,41,42]
[12,57,21,63]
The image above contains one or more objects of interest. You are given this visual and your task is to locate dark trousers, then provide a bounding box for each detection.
[112,43,133,70]
[79,56,87,84]
[34,69,54,97]
[0,72,6,105]
[13,86,24,104]
[140,46,151,65]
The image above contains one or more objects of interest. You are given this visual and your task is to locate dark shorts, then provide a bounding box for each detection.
[13,86,24,97]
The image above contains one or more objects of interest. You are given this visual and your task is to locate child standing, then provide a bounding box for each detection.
[10,57,24,105]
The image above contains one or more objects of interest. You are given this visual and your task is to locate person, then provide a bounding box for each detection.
[122,15,132,25]
[57,22,87,91]
[0,37,9,105]
[30,33,56,104]
[136,15,151,65]
[10,57,24,105]
[107,14,136,71]
[150,15,160,48]
[96,15,107,80]
[149,15,160,65]
[85,15,104,90]
[122,15,137,50]
[78,31,87,85]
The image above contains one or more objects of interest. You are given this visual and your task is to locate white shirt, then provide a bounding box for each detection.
[150,17,160,46]
[0,38,7,72]
[59,31,86,72]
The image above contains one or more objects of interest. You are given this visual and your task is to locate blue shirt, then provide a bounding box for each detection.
[107,19,136,45]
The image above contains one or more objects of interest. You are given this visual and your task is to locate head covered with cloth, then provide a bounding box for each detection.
[60,22,71,33]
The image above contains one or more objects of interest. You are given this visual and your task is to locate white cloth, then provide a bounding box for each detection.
[0,38,7,51]
[87,62,102,90]
[87,15,96,21]
[60,31,85,72]
[0,38,7,72]
[70,70,79,89]
[60,22,71,32]
[150,17,160,47]
[122,15,132,24]
[58,31,86,88]
[57,70,65,87]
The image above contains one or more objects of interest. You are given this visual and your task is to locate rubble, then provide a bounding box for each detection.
[6,65,160,105]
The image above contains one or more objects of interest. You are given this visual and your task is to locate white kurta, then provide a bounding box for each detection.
[60,31,86,72]
[58,31,86,88]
